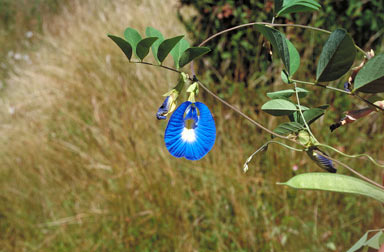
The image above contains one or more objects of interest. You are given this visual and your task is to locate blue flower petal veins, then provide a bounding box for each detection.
[314,152,337,173]
[164,101,216,160]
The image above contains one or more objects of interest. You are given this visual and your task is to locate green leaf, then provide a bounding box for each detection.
[278,173,384,203]
[347,232,368,252]
[316,29,356,82]
[267,88,309,99]
[170,38,190,69]
[287,39,300,75]
[365,231,383,249]
[145,27,164,63]
[274,122,304,135]
[289,107,325,125]
[277,1,320,17]
[179,47,211,68]
[274,0,284,15]
[354,54,384,93]
[157,35,184,63]
[261,99,298,116]
[255,25,291,75]
[281,70,290,84]
[317,104,330,110]
[107,34,132,61]
[365,231,384,250]
[124,28,142,58]
[136,37,158,61]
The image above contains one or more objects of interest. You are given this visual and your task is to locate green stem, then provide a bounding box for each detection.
[131,61,182,74]
[292,79,384,112]
[292,79,351,94]
[293,81,318,143]
[317,143,384,168]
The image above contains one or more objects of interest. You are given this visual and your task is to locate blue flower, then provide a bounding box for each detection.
[164,101,216,160]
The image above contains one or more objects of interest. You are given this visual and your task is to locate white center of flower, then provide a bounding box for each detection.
[181,128,196,142]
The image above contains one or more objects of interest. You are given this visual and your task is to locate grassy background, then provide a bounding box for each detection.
[0,0,383,251]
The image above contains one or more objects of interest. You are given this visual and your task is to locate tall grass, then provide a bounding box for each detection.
[0,0,383,251]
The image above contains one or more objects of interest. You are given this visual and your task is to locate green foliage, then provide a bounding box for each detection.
[279,173,384,203]
[179,47,211,68]
[107,35,133,61]
[289,107,326,126]
[136,37,158,60]
[255,24,301,76]
[145,27,164,63]
[124,28,142,58]
[180,0,384,87]
[275,0,321,17]
[157,35,184,63]
[354,54,384,93]
[273,122,304,135]
[316,29,356,82]
[348,230,384,251]
[266,88,309,99]
[261,99,297,116]
[170,38,190,69]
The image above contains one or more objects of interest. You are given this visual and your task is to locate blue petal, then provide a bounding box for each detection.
[315,153,336,173]
[156,96,170,120]
[164,101,216,160]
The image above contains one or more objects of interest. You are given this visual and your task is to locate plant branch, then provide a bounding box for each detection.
[131,61,182,74]
[196,79,303,146]
[292,79,384,112]
[354,93,384,112]
[292,79,351,94]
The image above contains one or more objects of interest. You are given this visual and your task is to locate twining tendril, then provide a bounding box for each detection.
[317,143,384,168]
[243,140,303,173]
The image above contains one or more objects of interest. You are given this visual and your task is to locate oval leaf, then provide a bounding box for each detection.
[279,173,384,203]
[277,1,320,17]
[287,38,300,76]
[170,38,190,69]
[107,34,132,61]
[261,99,297,116]
[274,122,304,136]
[267,88,309,99]
[289,107,325,126]
[354,54,384,93]
[124,28,142,58]
[157,35,184,63]
[145,27,164,63]
[316,29,356,82]
[255,24,291,75]
[179,47,211,68]
[136,37,158,61]
[281,70,290,84]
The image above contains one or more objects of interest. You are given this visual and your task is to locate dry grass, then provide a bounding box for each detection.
[0,0,383,251]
